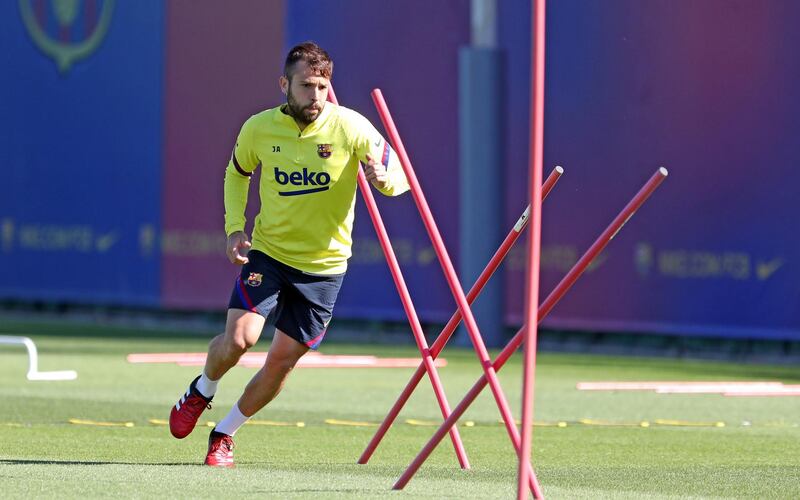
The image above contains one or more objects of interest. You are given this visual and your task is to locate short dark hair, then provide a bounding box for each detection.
[284,41,333,80]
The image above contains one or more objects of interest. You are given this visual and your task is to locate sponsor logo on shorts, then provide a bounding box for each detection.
[246,272,263,287]
[273,167,331,196]
[317,144,332,159]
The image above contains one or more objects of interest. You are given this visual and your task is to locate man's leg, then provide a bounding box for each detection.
[214,328,308,431]
[206,257,342,466]
[169,309,265,439]
[204,329,308,467]
[204,309,266,381]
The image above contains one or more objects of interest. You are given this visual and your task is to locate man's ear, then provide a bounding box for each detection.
[279,75,288,95]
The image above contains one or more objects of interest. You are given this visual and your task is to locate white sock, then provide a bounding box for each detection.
[215,403,250,436]
[195,372,218,399]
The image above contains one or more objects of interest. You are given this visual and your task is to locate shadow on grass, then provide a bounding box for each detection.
[0,458,195,467]
[257,489,465,498]
[0,320,214,340]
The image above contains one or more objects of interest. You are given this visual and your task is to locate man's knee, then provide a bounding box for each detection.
[225,333,256,355]
[267,353,301,374]
[223,311,264,355]
[265,344,306,376]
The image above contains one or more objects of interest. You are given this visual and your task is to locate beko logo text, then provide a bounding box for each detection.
[274,167,331,196]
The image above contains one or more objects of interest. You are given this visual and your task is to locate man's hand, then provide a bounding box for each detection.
[226,231,252,265]
[363,154,389,190]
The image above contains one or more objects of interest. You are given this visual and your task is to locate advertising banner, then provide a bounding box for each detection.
[0,0,164,305]
[500,0,800,340]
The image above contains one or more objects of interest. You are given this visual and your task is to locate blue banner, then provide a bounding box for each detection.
[500,0,800,340]
[0,0,163,305]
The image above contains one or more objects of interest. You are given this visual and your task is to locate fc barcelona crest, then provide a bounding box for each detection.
[246,272,263,287]
[19,0,116,75]
[317,144,332,159]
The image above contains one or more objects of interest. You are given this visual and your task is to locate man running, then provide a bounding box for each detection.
[168,41,409,467]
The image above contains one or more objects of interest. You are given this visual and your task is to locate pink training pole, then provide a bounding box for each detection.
[393,168,669,491]
[520,0,547,497]
[327,86,470,469]
[370,89,543,497]
[358,166,563,465]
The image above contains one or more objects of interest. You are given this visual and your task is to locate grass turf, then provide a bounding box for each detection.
[1,321,799,499]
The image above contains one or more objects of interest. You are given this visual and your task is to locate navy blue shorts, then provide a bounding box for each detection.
[228,250,344,349]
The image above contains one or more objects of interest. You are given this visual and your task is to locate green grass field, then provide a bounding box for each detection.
[2,320,799,499]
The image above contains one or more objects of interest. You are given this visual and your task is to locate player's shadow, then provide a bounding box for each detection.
[261,488,465,498]
[0,458,196,467]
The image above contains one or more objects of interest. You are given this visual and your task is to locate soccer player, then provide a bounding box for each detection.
[168,42,409,467]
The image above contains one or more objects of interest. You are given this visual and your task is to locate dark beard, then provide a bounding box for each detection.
[286,90,321,127]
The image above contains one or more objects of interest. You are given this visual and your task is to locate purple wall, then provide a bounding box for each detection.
[161,0,285,309]
[500,0,800,339]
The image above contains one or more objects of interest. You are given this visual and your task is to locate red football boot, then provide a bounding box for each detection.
[205,430,235,468]
[169,376,212,439]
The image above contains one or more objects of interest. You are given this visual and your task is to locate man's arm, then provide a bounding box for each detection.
[350,112,410,196]
[223,118,259,264]
[362,153,390,191]
[226,230,252,265]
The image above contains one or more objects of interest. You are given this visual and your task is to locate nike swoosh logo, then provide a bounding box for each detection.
[417,247,436,265]
[587,254,607,272]
[756,258,783,280]
[278,186,330,196]
[95,232,118,252]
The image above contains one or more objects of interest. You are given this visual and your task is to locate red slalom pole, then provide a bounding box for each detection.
[327,86,470,469]
[393,168,669,491]
[358,166,563,465]
[370,89,542,496]
[520,0,547,497]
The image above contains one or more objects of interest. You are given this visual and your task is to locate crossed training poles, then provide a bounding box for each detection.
[329,85,667,497]
[327,86,470,469]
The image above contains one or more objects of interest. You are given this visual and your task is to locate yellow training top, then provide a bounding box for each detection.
[224,102,409,275]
